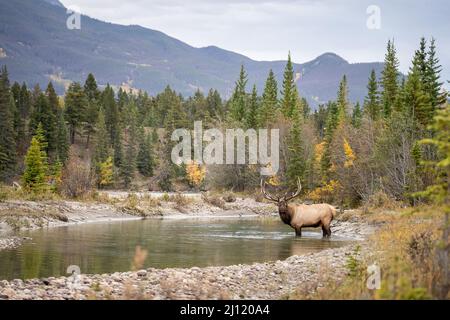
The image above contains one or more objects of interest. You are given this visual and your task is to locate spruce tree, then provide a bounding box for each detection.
[137,129,154,177]
[230,65,248,122]
[102,84,120,146]
[426,38,446,108]
[381,40,400,117]
[258,69,278,127]
[0,66,17,181]
[364,69,381,121]
[246,85,259,128]
[404,63,433,128]
[206,89,223,120]
[84,74,100,148]
[30,92,57,154]
[280,53,297,118]
[336,75,350,124]
[352,102,363,128]
[93,107,110,166]
[65,82,87,144]
[286,99,305,187]
[56,110,69,164]
[22,136,47,191]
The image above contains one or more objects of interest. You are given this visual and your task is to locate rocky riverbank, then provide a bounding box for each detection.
[0,244,363,300]
[0,193,276,250]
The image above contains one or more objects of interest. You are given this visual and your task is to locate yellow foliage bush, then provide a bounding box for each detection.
[307,180,341,203]
[185,161,206,188]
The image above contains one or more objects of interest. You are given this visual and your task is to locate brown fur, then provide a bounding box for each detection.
[280,203,336,237]
[261,178,336,238]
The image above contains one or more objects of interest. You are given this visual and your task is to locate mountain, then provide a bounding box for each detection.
[0,0,384,107]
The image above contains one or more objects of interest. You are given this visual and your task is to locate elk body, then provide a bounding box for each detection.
[261,179,336,237]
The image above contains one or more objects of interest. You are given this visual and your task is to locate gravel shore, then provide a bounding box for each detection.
[0,245,360,300]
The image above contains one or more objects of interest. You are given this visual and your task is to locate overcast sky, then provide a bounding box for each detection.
[60,0,450,85]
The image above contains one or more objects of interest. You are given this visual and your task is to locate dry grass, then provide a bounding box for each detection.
[288,205,449,300]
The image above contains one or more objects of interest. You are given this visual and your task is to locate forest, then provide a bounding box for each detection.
[0,37,448,209]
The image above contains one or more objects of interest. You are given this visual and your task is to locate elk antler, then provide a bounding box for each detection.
[284,178,302,202]
[260,179,279,202]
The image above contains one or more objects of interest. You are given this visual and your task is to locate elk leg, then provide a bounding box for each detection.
[295,227,302,237]
[322,225,328,237]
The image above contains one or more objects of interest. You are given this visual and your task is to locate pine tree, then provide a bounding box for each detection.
[0,66,17,181]
[84,74,100,148]
[84,73,100,102]
[352,102,363,128]
[22,136,47,191]
[30,92,57,154]
[93,107,110,166]
[426,38,446,108]
[258,69,278,127]
[121,142,136,189]
[404,63,433,128]
[336,75,350,124]
[246,85,259,128]
[65,82,87,144]
[137,129,154,177]
[280,53,297,118]
[381,40,400,117]
[102,84,120,146]
[206,89,223,120]
[286,98,305,187]
[230,65,248,122]
[56,110,69,164]
[364,69,381,121]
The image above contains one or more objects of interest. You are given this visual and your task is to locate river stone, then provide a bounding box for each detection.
[137,270,147,277]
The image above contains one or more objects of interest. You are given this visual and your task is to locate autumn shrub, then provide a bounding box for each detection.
[362,190,403,212]
[59,152,94,198]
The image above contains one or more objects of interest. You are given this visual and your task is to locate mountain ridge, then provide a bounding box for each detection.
[0,0,385,107]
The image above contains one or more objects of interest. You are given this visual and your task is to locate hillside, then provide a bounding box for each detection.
[0,0,384,106]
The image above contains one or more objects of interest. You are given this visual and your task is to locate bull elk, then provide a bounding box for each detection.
[261,179,336,238]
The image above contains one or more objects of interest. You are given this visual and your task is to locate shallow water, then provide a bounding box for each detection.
[0,217,352,280]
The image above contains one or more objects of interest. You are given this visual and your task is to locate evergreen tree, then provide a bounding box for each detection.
[246,85,259,128]
[120,142,136,188]
[102,84,120,146]
[286,99,305,187]
[352,102,363,128]
[65,82,87,144]
[230,65,248,122]
[55,110,69,164]
[22,136,47,191]
[280,53,297,118]
[30,92,57,154]
[206,89,223,120]
[93,107,110,166]
[404,63,433,128]
[426,38,446,108]
[336,75,350,123]
[364,69,381,120]
[381,40,400,117]
[301,97,311,119]
[258,69,278,127]
[137,129,154,177]
[84,74,100,148]
[84,73,100,102]
[113,132,123,168]
[0,66,17,181]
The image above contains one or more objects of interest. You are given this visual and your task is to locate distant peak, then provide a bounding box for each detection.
[315,52,347,63]
[42,0,64,7]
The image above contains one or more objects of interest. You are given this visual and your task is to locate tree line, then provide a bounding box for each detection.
[0,37,448,206]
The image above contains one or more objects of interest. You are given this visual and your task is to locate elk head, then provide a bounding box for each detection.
[260,178,302,223]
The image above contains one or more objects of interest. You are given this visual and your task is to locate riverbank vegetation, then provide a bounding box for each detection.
[0,37,448,211]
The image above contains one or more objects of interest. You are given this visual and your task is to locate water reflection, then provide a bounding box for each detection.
[0,217,351,280]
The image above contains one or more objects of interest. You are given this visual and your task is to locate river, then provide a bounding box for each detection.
[0,217,352,280]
